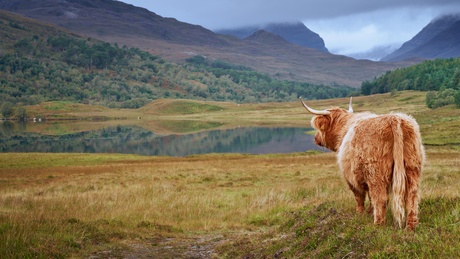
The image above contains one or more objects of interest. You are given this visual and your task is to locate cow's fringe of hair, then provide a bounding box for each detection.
[391,119,406,228]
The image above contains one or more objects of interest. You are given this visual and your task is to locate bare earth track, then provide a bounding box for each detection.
[90,234,227,258]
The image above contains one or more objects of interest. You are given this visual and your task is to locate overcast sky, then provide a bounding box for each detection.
[120,1,460,55]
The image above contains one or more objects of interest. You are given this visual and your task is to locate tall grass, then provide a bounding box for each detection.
[0,152,340,257]
[1,147,458,257]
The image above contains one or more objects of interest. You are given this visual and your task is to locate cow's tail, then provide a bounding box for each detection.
[391,118,406,228]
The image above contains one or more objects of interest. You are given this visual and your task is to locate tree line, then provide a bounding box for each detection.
[361,58,460,108]
[0,31,353,119]
[184,55,353,102]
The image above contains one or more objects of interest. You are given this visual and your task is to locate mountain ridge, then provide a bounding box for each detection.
[382,14,460,61]
[0,0,230,46]
[217,22,329,53]
[0,0,412,87]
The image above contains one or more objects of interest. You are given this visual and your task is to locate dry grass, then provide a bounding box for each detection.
[0,151,340,257]
[1,146,459,257]
[0,152,337,231]
[3,91,460,257]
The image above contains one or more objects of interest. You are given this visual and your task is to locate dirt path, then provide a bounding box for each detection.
[90,235,227,259]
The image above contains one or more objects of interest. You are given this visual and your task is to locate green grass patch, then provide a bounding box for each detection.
[397,95,420,102]
[218,197,460,258]
[154,120,223,133]
[42,101,77,111]
[0,215,142,258]
[157,100,224,115]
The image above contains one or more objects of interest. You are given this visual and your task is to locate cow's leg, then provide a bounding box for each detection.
[366,191,374,214]
[362,183,373,214]
[405,168,420,230]
[369,183,389,226]
[347,182,366,213]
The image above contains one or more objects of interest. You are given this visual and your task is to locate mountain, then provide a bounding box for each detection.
[0,0,229,46]
[217,22,329,53]
[382,14,460,62]
[244,30,293,45]
[0,0,407,87]
[0,9,354,107]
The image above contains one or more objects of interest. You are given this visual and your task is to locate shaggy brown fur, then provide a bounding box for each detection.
[304,103,425,230]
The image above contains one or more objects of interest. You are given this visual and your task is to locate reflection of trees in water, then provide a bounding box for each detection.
[0,124,319,156]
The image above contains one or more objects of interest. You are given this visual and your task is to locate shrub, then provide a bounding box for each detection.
[426,88,458,109]
[1,102,14,119]
[16,106,27,121]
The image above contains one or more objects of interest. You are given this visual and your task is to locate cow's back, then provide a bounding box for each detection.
[337,113,424,186]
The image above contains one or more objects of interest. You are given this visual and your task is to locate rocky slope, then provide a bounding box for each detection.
[217,22,329,52]
[382,14,460,62]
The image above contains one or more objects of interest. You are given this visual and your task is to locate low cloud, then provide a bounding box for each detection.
[304,7,440,55]
[131,0,460,29]
[122,0,460,55]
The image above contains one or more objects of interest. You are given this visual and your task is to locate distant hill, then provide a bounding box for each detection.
[0,0,409,87]
[0,0,228,46]
[217,22,329,53]
[381,14,460,62]
[0,10,356,108]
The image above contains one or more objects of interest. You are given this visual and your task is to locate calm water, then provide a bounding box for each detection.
[0,122,323,156]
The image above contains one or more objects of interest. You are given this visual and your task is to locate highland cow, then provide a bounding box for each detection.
[301,97,424,230]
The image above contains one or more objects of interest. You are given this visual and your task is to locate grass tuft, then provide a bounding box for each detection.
[218,197,460,258]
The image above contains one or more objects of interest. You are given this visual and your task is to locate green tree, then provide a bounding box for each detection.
[426,89,456,109]
[185,55,207,66]
[361,58,460,98]
[426,91,437,108]
[454,90,460,108]
[16,106,27,121]
[1,102,14,119]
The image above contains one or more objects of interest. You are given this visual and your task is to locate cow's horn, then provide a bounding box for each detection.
[348,97,353,113]
[299,97,331,115]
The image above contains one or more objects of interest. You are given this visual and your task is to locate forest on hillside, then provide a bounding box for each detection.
[0,20,353,110]
[361,58,460,108]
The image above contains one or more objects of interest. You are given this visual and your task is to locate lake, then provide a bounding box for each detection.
[0,121,324,156]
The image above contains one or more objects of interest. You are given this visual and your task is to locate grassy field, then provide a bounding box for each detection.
[1,91,460,258]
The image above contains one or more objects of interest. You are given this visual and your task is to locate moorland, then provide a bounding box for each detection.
[1,91,460,258]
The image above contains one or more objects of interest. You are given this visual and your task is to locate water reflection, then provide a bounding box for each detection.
[0,122,323,156]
